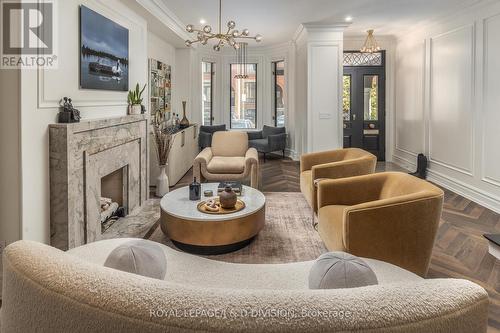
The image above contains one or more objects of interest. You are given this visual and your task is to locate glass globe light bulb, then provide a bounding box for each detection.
[255,34,263,42]
[227,21,236,29]
[185,40,192,47]
[234,43,240,50]
[213,45,221,51]
[228,38,236,46]
[242,29,249,36]
[203,25,212,33]
[197,31,204,40]
[232,30,239,38]
[186,24,194,32]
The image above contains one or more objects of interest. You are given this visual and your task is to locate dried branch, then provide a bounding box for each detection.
[152,120,176,166]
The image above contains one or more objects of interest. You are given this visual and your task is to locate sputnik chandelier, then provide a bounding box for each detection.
[184,0,262,51]
[360,29,381,53]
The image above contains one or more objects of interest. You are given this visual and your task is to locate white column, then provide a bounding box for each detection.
[293,23,349,154]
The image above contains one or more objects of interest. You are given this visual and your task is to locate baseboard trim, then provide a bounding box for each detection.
[392,154,500,214]
[426,170,500,214]
[392,154,417,171]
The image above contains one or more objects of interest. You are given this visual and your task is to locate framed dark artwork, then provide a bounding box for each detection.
[80,6,129,91]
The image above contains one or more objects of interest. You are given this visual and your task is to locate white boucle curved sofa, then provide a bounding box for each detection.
[1,238,489,333]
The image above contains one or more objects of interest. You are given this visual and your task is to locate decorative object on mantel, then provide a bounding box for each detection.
[58,97,81,123]
[128,83,146,115]
[152,119,176,197]
[189,177,201,201]
[179,101,190,129]
[219,185,238,209]
[360,29,381,53]
[184,0,262,52]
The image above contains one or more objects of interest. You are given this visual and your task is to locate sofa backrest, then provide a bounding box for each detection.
[211,131,249,157]
[0,240,489,333]
[262,125,285,138]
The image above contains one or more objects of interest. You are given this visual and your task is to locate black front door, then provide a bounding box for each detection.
[343,51,386,161]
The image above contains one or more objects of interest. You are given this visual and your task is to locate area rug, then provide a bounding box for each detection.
[147,192,328,264]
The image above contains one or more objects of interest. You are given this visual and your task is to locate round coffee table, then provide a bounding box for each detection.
[160,183,266,254]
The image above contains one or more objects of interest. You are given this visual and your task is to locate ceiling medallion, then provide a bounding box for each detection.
[184,0,262,51]
[360,29,381,53]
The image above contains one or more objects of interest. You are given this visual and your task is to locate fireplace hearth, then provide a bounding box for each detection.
[49,115,149,250]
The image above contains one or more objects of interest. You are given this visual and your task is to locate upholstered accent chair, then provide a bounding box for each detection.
[317,172,444,277]
[300,148,377,213]
[198,124,226,150]
[248,125,287,161]
[193,131,259,188]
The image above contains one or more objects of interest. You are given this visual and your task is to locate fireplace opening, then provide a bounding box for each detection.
[100,167,128,233]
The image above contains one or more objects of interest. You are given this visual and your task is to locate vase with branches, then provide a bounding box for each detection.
[152,118,177,196]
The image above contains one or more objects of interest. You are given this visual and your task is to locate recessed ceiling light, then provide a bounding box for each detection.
[200,19,206,24]
[345,16,353,22]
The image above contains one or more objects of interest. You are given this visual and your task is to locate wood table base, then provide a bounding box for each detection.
[160,205,265,255]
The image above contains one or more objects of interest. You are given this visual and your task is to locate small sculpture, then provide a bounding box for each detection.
[58,97,81,123]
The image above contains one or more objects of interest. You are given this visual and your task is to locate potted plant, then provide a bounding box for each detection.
[128,83,146,115]
[152,117,176,197]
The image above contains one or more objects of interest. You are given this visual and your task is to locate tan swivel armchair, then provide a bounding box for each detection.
[300,148,377,213]
[317,172,444,277]
[193,131,259,188]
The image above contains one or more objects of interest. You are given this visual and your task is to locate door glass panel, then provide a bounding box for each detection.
[343,75,351,121]
[364,75,378,121]
[230,63,257,129]
[202,62,213,125]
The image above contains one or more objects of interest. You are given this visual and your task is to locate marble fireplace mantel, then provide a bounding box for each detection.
[49,115,149,250]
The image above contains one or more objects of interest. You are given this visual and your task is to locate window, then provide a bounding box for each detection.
[272,61,285,127]
[230,63,257,129]
[343,52,383,66]
[364,75,378,120]
[202,62,214,125]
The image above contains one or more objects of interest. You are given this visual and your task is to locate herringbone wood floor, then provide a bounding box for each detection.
[176,154,500,332]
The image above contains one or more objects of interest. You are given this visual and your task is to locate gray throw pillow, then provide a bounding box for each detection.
[309,252,378,289]
[104,240,167,279]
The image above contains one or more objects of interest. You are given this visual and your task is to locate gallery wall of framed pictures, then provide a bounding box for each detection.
[149,59,172,121]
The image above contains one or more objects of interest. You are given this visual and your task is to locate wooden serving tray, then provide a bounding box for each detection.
[197,199,246,215]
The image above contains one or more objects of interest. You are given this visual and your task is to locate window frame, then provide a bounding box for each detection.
[272,60,285,127]
[201,61,215,126]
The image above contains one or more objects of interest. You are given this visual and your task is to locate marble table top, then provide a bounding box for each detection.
[160,183,266,222]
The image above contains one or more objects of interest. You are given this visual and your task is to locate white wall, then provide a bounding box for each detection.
[392,0,500,213]
[19,0,148,243]
[0,69,21,243]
